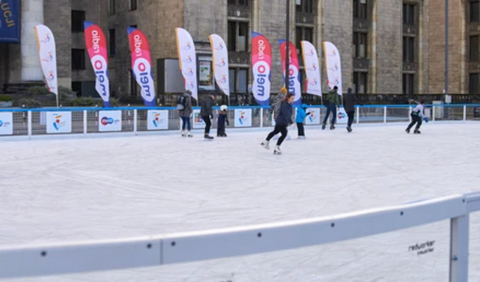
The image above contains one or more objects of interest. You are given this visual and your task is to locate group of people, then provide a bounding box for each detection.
[178,86,427,154]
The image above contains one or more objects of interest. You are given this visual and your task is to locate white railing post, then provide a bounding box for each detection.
[383,106,387,123]
[463,105,467,121]
[133,110,138,135]
[83,110,87,135]
[432,106,436,122]
[260,108,264,128]
[27,111,32,139]
[356,106,360,124]
[449,215,469,282]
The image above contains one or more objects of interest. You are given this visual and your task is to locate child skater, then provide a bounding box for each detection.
[217,105,229,137]
[406,99,427,134]
[296,104,311,139]
[261,93,294,155]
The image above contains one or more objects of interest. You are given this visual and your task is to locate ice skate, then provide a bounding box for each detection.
[298,136,306,140]
[260,140,270,150]
[346,126,352,133]
[181,131,186,137]
[204,134,214,140]
[330,125,335,130]
[273,146,282,155]
[187,131,193,138]
[405,129,410,134]
[414,129,421,134]
[322,123,326,130]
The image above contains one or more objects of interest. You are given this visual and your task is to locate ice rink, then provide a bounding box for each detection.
[1,122,480,282]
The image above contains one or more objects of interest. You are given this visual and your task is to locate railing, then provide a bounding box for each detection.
[0,192,479,281]
[0,104,479,139]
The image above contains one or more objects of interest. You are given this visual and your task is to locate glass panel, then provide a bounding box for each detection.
[71,11,85,32]
[408,37,415,62]
[471,2,480,22]
[238,69,248,93]
[109,29,116,57]
[470,73,480,94]
[228,21,236,52]
[359,33,367,58]
[470,36,479,61]
[296,0,302,12]
[238,22,249,52]
[229,69,236,93]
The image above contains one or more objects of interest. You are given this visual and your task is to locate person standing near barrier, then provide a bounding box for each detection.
[343,87,362,133]
[179,90,193,137]
[406,99,427,134]
[322,86,342,130]
[296,104,311,139]
[201,93,216,140]
[261,93,294,155]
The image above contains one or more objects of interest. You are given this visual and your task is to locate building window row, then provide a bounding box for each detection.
[296,0,314,13]
[108,0,138,15]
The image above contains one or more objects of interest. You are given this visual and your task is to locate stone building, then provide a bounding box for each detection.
[0,0,478,101]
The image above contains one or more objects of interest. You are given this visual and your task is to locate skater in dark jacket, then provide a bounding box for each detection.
[179,90,193,137]
[322,86,342,130]
[261,93,294,155]
[217,105,229,137]
[343,87,362,132]
[406,99,426,134]
[200,93,216,140]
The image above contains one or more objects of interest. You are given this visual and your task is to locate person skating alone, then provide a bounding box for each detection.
[343,87,362,133]
[178,90,193,137]
[261,93,294,155]
[322,86,342,130]
[200,93,216,140]
[217,105,229,137]
[296,104,311,139]
[406,99,427,134]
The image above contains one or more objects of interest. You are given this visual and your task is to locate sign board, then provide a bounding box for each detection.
[0,112,13,135]
[0,0,20,43]
[305,108,320,125]
[46,112,72,134]
[98,110,122,132]
[147,110,169,130]
[337,108,348,124]
[192,109,205,129]
[234,109,252,127]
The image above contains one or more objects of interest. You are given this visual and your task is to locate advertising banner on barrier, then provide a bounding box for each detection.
[209,34,229,96]
[46,112,72,134]
[85,22,110,107]
[234,109,252,127]
[192,109,205,129]
[128,28,156,107]
[323,41,343,95]
[35,25,58,96]
[305,108,321,125]
[0,112,13,135]
[0,0,20,43]
[176,28,198,100]
[301,41,322,96]
[147,110,168,130]
[337,108,348,124]
[251,32,272,106]
[98,110,121,132]
[279,40,302,105]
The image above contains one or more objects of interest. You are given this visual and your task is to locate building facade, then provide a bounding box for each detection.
[0,0,477,101]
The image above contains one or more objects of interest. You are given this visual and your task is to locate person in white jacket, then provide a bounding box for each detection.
[406,99,426,134]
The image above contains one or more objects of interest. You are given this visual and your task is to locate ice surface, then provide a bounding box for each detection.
[1,122,480,282]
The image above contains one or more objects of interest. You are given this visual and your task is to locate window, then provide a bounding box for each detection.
[353,0,368,19]
[403,37,415,62]
[470,36,479,61]
[109,29,116,57]
[130,70,138,96]
[130,0,137,11]
[353,72,368,94]
[228,0,249,6]
[402,73,415,95]
[229,68,249,93]
[353,32,368,58]
[471,0,480,22]
[228,21,249,52]
[295,26,313,50]
[403,4,416,25]
[470,73,480,94]
[71,11,85,32]
[72,81,82,97]
[108,0,115,15]
[296,0,313,13]
[72,49,85,70]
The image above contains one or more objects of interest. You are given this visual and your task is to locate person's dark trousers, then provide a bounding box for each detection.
[266,125,288,146]
[181,117,191,131]
[407,113,423,131]
[202,116,211,134]
[347,111,355,128]
[217,123,225,136]
[323,103,337,125]
[297,122,305,136]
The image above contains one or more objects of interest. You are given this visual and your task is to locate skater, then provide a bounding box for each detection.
[272,87,288,120]
[217,105,229,137]
[201,93,216,140]
[322,86,342,130]
[343,87,362,133]
[296,104,311,139]
[406,99,426,134]
[178,90,193,137]
[261,93,294,155]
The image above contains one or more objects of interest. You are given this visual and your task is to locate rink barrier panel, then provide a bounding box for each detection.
[1,104,480,138]
[0,192,479,281]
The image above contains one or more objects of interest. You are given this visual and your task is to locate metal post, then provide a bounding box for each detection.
[27,111,32,139]
[260,108,264,128]
[356,106,360,124]
[449,215,469,282]
[445,0,449,98]
[463,105,467,121]
[285,0,290,88]
[133,110,138,135]
[433,106,436,122]
[83,110,87,135]
[383,106,387,123]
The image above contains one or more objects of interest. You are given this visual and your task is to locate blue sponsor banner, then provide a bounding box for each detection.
[0,0,20,43]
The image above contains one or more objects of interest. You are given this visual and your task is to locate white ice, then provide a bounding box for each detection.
[1,122,480,282]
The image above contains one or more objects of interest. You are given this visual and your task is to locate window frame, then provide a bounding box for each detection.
[353,71,368,94]
[227,20,249,52]
[72,49,86,71]
[353,32,368,59]
[71,10,85,33]
[353,0,368,20]
[470,0,480,23]
[470,35,479,62]
[296,0,314,14]
[229,67,249,94]
[403,3,416,26]
[109,29,116,57]
[403,36,415,63]
[108,0,116,15]
[130,0,138,11]
[402,73,415,95]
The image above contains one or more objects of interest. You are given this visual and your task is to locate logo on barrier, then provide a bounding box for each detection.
[0,120,3,127]
[409,241,435,256]
[238,111,247,125]
[101,117,119,126]
[338,111,346,119]
[152,113,164,128]
[52,115,67,131]
[309,111,315,123]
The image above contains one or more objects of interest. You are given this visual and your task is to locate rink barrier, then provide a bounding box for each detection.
[0,192,479,281]
[0,104,479,139]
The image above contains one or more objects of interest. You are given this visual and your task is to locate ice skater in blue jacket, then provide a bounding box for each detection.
[296,104,311,139]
